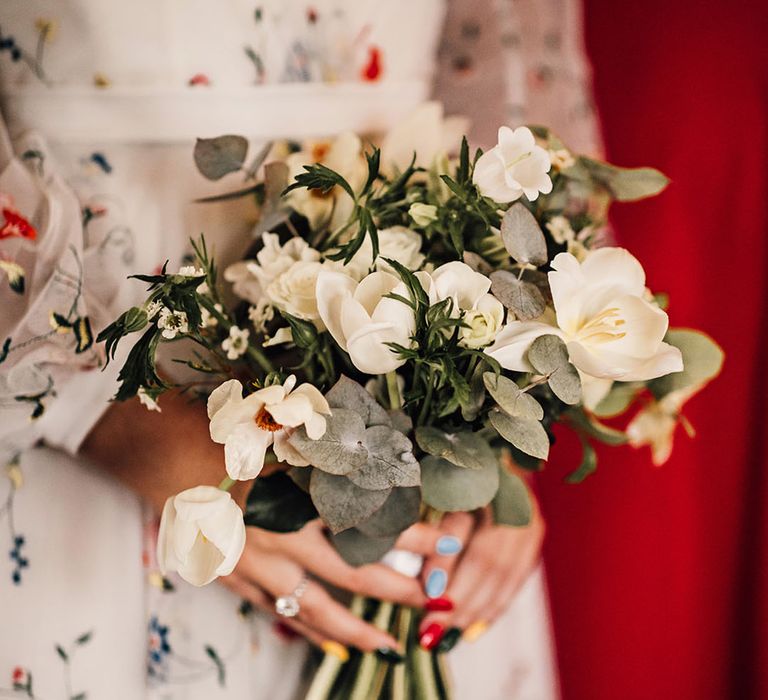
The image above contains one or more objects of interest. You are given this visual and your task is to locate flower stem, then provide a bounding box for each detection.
[348,601,394,700]
[218,476,235,492]
[386,371,402,410]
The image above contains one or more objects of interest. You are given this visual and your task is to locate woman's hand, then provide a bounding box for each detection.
[220,520,428,654]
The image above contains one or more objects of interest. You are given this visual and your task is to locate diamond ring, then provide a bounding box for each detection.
[275,574,308,618]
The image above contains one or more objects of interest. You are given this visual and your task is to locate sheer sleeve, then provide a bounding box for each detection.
[0,116,134,461]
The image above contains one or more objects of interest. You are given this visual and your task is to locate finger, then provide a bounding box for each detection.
[420,512,474,607]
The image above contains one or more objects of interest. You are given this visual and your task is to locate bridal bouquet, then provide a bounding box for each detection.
[98,106,722,699]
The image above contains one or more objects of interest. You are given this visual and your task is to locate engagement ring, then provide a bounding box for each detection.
[275,574,308,618]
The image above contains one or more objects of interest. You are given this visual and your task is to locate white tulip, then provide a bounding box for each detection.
[208,376,331,480]
[473,126,553,203]
[486,248,684,382]
[343,226,425,280]
[157,486,246,587]
[316,270,417,374]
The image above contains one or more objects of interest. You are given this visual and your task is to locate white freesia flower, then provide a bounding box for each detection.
[222,326,249,360]
[344,226,425,280]
[473,126,553,203]
[157,308,188,339]
[138,388,161,412]
[286,133,366,230]
[409,203,438,227]
[157,486,246,586]
[486,248,684,382]
[266,260,327,323]
[208,376,331,480]
[316,270,417,374]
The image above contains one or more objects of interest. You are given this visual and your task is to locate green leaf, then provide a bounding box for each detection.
[568,408,628,446]
[576,157,670,202]
[75,631,92,645]
[324,375,392,428]
[483,372,544,420]
[55,645,68,662]
[649,329,724,398]
[489,410,550,460]
[527,334,582,405]
[348,426,420,490]
[489,270,547,321]
[283,162,355,201]
[194,135,248,180]
[204,645,226,687]
[357,487,421,538]
[500,203,548,266]
[420,455,500,512]
[566,436,597,483]
[244,471,318,532]
[415,426,495,471]
[309,470,391,534]
[330,529,398,566]
[592,381,642,418]
[492,467,531,526]
[288,409,368,476]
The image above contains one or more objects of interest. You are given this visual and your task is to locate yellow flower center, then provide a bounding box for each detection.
[255,406,283,432]
[576,307,627,344]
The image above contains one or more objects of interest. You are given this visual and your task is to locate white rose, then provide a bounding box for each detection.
[472,126,553,203]
[459,295,505,348]
[208,376,331,480]
[316,270,417,374]
[157,486,246,586]
[486,248,684,381]
[266,260,326,323]
[344,226,425,279]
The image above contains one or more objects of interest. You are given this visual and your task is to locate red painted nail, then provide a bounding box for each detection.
[419,622,446,650]
[425,596,454,612]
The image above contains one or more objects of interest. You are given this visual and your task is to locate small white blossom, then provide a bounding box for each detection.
[178,265,205,277]
[549,148,576,170]
[248,300,275,332]
[200,303,222,328]
[157,308,189,339]
[409,203,438,227]
[138,388,161,412]
[545,215,575,245]
[145,300,163,319]
[222,325,249,360]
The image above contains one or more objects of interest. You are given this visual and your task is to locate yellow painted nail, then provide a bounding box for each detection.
[321,640,349,663]
[462,620,489,643]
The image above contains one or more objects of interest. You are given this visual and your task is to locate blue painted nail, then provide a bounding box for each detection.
[436,536,463,556]
[425,568,448,598]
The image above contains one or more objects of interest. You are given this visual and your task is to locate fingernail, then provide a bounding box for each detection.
[436,627,462,653]
[321,640,349,663]
[425,596,454,612]
[425,568,448,598]
[375,647,405,664]
[463,620,489,643]
[419,622,446,651]
[436,535,463,556]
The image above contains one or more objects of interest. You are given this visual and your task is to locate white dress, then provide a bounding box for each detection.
[0,1,598,697]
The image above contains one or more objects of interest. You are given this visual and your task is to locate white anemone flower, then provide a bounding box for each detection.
[473,126,553,203]
[486,248,684,382]
[207,376,331,480]
[157,485,246,586]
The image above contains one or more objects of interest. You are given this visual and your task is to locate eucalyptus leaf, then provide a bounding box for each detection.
[592,381,642,418]
[489,410,550,460]
[462,251,493,275]
[288,466,312,492]
[415,426,495,471]
[325,375,392,428]
[244,471,318,532]
[649,329,724,398]
[489,270,547,321]
[577,157,670,202]
[421,455,500,512]
[309,470,391,534]
[194,135,248,181]
[330,529,398,566]
[500,203,548,266]
[347,426,420,490]
[566,436,597,483]
[527,334,582,405]
[461,362,487,422]
[357,487,421,538]
[483,372,544,420]
[288,408,368,475]
[492,467,532,527]
[568,408,627,445]
[388,409,413,434]
[255,161,291,234]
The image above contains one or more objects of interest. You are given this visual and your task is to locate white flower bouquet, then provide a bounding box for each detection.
[98,106,723,699]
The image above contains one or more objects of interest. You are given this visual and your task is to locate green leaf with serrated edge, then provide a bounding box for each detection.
[649,329,724,399]
[500,203,548,266]
[357,487,421,538]
[324,375,392,428]
[244,471,318,532]
[489,270,546,321]
[347,426,420,490]
[330,529,398,566]
[492,466,532,526]
[483,372,544,420]
[527,334,582,405]
[288,409,368,476]
[194,135,248,180]
[309,470,391,534]
[489,410,550,460]
[592,382,642,418]
[566,435,597,483]
[415,426,495,471]
[576,157,669,202]
[420,455,500,512]
[567,408,627,446]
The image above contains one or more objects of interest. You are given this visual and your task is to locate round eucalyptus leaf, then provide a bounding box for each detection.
[193,135,248,181]
[649,329,724,398]
[492,467,532,527]
[483,372,544,420]
[527,334,582,405]
[415,426,495,471]
[324,375,392,428]
[347,426,420,490]
[244,472,318,533]
[420,455,500,512]
[489,270,547,321]
[330,529,398,567]
[357,487,421,538]
[489,410,550,460]
[309,470,391,534]
[500,203,548,266]
[288,408,368,475]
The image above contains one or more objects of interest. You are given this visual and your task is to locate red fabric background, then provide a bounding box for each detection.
[538,2,768,698]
